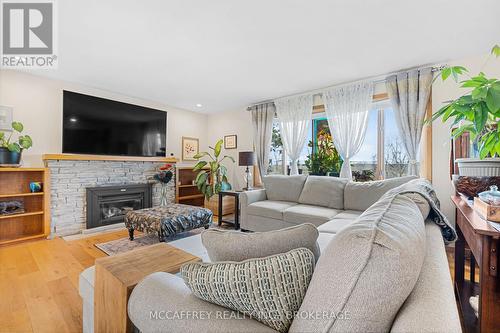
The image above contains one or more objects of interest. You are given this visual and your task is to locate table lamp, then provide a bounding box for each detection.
[239,151,255,190]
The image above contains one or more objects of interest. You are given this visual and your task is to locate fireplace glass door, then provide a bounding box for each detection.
[100,196,143,224]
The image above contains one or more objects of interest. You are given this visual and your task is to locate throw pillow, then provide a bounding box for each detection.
[262,175,307,202]
[298,176,348,209]
[343,175,418,211]
[201,223,320,262]
[181,248,315,333]
[289,194,426,333]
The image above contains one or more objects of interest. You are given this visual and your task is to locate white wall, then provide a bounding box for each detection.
[432,52,500,224]
[0,70,209,167]
[206,109,253,190]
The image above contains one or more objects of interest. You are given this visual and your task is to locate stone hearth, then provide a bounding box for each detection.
[45,159,175,236]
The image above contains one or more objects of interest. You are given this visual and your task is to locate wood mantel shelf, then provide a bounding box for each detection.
[42,154,178,163]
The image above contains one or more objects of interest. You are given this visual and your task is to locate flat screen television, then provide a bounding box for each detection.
[62,91,167,157]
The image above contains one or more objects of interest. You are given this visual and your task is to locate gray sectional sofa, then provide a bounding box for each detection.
[240,174,418,232]
[124,175,461,332]
[81,175,461,332]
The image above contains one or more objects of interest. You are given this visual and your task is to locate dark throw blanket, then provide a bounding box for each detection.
[383,178,458,244]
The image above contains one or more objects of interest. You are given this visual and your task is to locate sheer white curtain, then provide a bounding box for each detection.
[274,94,313,175]
[323,82,374,179]
[386,68,432,176]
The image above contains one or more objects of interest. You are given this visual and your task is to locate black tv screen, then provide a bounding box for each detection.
[62,91,167,157]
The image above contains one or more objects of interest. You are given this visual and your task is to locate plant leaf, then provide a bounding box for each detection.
[193,161,207,172]
[7,142,21,153]
[473,103,488,133]
[193,152,208,160]
[441,67,451,81]
[491,44,500,57]
[11,122,23,132]
[195,171,208,186]
[18,135,32,149]
[486,88,500,113]
[214,139,223,158]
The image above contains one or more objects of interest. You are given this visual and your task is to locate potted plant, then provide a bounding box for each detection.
[429,45,500,176]
[193,139,235,216]
[305,129,342,176]
[0,121,33,166]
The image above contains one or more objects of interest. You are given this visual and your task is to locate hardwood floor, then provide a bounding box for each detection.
[0,229,136,333]
[0,230,473,333]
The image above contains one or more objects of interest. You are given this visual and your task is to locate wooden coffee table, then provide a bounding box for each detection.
[94,243,200,332]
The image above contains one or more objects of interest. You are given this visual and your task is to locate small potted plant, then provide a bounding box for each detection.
[192,139,235,216]
[0,121,33,166]
[429,45,500,176]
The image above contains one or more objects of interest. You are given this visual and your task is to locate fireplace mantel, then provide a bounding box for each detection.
[43,153,178,163]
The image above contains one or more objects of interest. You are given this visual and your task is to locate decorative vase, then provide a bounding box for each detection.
[456,158,500,177]
[159,183,168,206]
[0,147,22,166]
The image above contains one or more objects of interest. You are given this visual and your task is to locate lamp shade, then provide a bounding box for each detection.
[239,151,255,166]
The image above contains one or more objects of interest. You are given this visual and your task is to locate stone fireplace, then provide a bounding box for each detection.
[44,155,176,236]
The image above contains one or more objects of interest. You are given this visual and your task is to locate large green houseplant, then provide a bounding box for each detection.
[305,129,342,176]
[429,45,500,176]
[0,121,33,165]
[192,139,235,215]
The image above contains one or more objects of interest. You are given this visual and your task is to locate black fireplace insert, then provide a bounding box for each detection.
[86,184,152,229]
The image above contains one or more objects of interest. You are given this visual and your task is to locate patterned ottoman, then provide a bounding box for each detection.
[125,204,213,242]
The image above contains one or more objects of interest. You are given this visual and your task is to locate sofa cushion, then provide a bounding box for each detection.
[332,209,363,220]
[201,223,320,262]
[283,204,340,226]
[317,219,354,234]
[298,176,348,209]
[344,175,418,211]
[181,248,315,333]
[247,200,297,220]
[263,175,307,202]
[289,194,426,333]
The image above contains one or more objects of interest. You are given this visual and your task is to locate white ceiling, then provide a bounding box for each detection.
[29,0,500,113]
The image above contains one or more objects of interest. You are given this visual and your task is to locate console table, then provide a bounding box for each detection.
[452,195,500,333]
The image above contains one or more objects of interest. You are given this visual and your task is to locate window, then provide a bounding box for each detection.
[268,121,285,174]
[384,108,411,178]
[268,101,410,180]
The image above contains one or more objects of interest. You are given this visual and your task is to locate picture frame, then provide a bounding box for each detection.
[0,106,13,131]
[182,137,199,161]
[224,135,237,149]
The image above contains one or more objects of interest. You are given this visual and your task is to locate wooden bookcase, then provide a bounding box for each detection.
[0,168,50,245]
[176,166,209,207]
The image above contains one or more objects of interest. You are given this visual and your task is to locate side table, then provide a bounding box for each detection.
[94,243,200,332]
[218,190,241,229]
[452,195,500,333]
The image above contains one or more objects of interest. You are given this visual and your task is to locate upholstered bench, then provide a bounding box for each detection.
[125,204,213,242]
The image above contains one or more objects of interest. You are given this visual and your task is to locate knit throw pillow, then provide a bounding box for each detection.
[181,248,315,333]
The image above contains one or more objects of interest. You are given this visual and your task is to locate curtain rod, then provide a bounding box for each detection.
[247,63,446,110]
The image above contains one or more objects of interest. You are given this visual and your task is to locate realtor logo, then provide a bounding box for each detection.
[1,0,57,68]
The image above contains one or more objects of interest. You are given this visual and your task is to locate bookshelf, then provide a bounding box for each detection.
[175,166,209,207]
[0,168,50,245]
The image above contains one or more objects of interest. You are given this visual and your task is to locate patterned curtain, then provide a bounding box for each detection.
[250,103,275,177]
[386,68,433,176]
